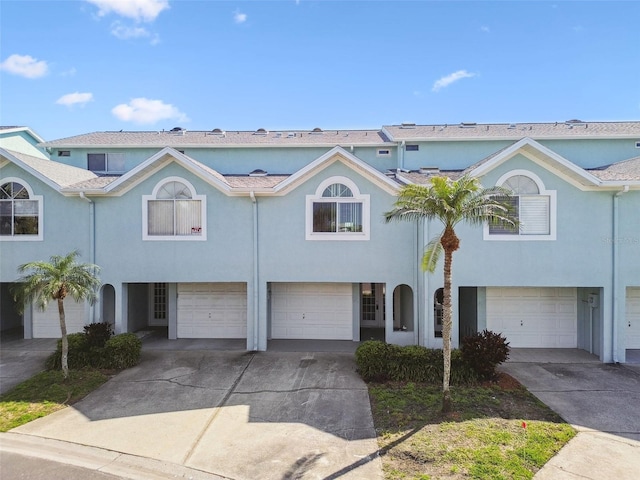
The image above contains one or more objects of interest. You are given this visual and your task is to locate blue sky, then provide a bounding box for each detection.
[1,0,639,140]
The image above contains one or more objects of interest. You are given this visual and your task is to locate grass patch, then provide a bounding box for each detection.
[0,369,109,432]
[369,374,576,479]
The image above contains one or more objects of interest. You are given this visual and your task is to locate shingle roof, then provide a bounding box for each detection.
[588,157,640,181]
[224,175,291,188]
[383,121,640,141]
[1,148,98,187]
[40,129,392,148]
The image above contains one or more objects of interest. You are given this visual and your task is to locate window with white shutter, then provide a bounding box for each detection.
[486,170,556,241]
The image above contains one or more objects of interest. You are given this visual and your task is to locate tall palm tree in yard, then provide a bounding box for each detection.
[385,175,515,412]
[12,251,101,379]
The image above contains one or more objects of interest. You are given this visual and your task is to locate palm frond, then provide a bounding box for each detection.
[422,235,444,273]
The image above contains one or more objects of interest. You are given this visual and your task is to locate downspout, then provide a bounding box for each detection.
[399,141,405,171]
[250,191,259,351]
[612,185,629,363]
[79,192,96,323]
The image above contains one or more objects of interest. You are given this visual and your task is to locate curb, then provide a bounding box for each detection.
[0,432,230,480]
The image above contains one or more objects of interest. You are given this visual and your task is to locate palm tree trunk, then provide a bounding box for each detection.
[442,245,453,413]
[58,298,69,379]
[440,225,459,413]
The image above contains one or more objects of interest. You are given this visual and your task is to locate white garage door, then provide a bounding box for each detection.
[271,283,353,340]
[32,299,86,338]
[177,283,247,338]
[487,287,577,348]
[626,287,640,349]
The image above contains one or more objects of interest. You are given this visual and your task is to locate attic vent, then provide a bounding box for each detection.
[459,122,477,128]
[287,132,296,138]
[170,127,184,132]
[210,128,226,135]
[58,150,70,157]
[507,124,517,129]
[249,169,268,177]
[400,122,416,129]
[310,127,323,134]
[419,167,440,174]
[254,128,269,135]
[566,119,584,124]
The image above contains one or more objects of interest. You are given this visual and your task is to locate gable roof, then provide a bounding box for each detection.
[588,156,640,182]
[0,147,97,191]
[0,126,46,144]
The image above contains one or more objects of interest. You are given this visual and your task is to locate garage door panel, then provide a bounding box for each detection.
[177,283,247,339]
[487,287,577,348]
[271,283,353,340]
[627,287,640,349]
[33,299,86,338]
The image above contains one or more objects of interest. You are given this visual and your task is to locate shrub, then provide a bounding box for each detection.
[355,341,478,385]
[102,333,142,369]
[461,329,510,380]
[46,333,90,370]
[355,341,391,381]
[83,322,114,348]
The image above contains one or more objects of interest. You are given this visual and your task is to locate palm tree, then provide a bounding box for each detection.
[12,251,101,379]
[385,175,515,412]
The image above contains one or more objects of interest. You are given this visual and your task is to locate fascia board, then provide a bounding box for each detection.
[470,138,601,189]
[102,147,231,196]
[274,146,400,195]
[2,127,46,144]
[0,148,62,192]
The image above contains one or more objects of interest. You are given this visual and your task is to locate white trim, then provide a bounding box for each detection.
[0,177,43,241]
[142,176,207,241]
[305,176,370,241]
[483,169,557,241]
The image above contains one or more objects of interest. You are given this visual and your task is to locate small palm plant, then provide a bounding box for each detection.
[385,175,516,412]
[12,251,101,379]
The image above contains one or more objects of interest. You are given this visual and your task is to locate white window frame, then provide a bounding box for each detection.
[484,169,556,241]
[305,176,370,241]
[0,177,43,242]
[142,176,207,241]
[87,153,125,174]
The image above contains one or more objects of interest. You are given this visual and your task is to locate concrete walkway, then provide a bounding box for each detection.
[4,348,383,480]
[501,356,640,480]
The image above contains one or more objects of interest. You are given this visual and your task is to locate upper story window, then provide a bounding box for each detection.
[142,177,206,241]
[0,178,43,241]
[485,170,556,241]
[88,153,125,173]
[306,176,370,241]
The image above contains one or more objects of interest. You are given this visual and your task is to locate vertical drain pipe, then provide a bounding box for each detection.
[250,191,259,351]
[612,185,629,363]
[79,192,96,323]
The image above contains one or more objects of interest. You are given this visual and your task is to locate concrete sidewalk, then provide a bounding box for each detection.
[6,349,383,480]
[501,361,640,480]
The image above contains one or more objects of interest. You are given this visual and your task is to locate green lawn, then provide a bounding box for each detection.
[0,369,109,432]
[368,376,575,480]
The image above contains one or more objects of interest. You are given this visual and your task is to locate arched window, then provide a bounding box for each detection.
[486,170,556,240]
[143,177,206,240]
[306,176,370,241]
[0,179,42,241]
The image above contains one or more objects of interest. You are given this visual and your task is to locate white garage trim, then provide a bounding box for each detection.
[177,283,247,338]
[487,287,577,348]
[626,287,640,349]
[32,299,86,338]
[271,283,353,340]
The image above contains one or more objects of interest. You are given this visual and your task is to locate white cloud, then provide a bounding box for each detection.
[111,97,189,124]
[86,0,169,23]
[56,92,94,107]
[234,10,247,24]
[60,67,77,77]
[480,25,490,33]
[0,54,48,79]
[111,22,150,39]
[432,70,476,92]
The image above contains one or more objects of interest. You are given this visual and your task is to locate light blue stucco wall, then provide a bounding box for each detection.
[0,130,48,159]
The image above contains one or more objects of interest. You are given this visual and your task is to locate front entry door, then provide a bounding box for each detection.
[361,283,385,328]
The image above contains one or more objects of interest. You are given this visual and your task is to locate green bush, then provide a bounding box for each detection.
[355,341,478,384]
[103,333,141,369]
[83,322,114,348]
[46,332,141,371]
[46,333,90,370]
[461,329,510,380]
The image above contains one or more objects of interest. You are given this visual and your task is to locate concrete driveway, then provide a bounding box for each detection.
[0,337,56,395]
[501,359,640,479]
[10,349,382,480]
